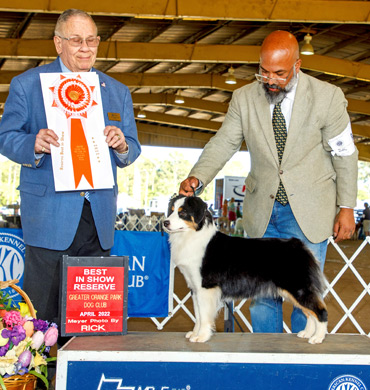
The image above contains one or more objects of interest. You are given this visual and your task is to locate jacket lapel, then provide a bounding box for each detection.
[253,84,280,167]
[281,72,312,166]
[94,70,109,123]
[45,58,62,72]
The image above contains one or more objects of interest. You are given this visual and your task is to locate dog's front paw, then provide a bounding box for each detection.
[297,329,314,339]
[189,330,212,343]
[308,334,325,344]
[185,331,194,339]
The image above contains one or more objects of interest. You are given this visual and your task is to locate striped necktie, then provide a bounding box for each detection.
[272,102,288,206]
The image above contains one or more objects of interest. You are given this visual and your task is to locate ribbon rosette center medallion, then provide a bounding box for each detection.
[50,74,98,189]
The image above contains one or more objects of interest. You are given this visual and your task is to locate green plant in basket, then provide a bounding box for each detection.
[0,289,16,312]
[0,287,58,389]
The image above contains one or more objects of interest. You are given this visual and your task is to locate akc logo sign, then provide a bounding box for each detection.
[0,231,25,298]
[328,374,367,390]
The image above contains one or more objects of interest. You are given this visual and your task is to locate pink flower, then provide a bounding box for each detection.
[4,311,24,329]
[44,326,58,347]
[23,320,34,338]
[31,330,44,350]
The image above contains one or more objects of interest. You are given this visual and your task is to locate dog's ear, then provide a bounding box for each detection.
[186,197,211,230]
[167,193,185,216]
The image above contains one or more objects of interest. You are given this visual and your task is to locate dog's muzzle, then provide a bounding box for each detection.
[163,220,184,233]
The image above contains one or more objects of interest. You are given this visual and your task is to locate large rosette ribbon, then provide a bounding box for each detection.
[50,74,98,188]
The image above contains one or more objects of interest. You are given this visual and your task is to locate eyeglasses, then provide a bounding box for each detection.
[57,35,100,47]
[255,62,296,84]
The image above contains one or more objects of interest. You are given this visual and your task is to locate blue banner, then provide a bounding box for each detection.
[0,228,25,304]
[0,228,171,318]
[111,231,171,318]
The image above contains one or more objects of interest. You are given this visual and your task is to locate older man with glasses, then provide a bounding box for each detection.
[0,9,141,337]
[179,30,358,336]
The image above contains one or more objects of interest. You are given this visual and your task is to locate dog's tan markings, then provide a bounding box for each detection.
[184,217,198,231]
[278,289,320,320]
[317,298,327,311]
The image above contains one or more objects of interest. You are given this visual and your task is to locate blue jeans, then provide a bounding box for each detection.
[249,201,328,333]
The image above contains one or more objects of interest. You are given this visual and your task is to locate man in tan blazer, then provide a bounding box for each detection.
[179,31,358,334]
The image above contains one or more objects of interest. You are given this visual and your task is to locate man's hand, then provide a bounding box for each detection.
[104,125,128,154]
[35,129,59,154]
[179,176,199,196]
[333,208,356,242]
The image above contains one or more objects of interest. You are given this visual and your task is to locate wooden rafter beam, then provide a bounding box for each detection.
[356,143,370,162]
[347,99,370,116]
[1,39,370,81]
[352,124,370,139]
[0,1,370,24]
[137,122,248,150]
[133,108,220,131]
[0,71,248,91]
[1,85,370,118]
[133,94,370,118]
[0,39,261,64]
[132,93,228,114]
[134,108,370,139]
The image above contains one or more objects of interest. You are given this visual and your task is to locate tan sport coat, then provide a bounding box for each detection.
[189,71,358,243]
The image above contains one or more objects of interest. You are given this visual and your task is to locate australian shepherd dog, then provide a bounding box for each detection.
[163,195,328,344]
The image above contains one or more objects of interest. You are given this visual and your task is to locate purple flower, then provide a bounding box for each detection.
[2,325,26,346]
[14,363,28,375]
[32,319,49,332]
[14,362,22,373]
[0,344,9,357]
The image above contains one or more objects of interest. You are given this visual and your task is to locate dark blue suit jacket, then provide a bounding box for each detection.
[0,58,141,250]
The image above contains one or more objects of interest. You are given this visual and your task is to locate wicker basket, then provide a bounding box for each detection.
[2,373,37,390]
[0,279,37,390]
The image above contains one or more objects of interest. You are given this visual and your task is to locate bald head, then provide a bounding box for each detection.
[260,30,299,65]
[258,31,301,104]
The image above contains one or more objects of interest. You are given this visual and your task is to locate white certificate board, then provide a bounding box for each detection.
[40,72,114,191]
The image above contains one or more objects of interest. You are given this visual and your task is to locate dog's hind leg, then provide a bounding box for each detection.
[297,315,316,339]
[279,289,328,344]
[308,317,327,344]
[189,287,221,343]
[299,296,328,344]
[186,291,201,339]
[297,313,328,344]
[306,296,328,344]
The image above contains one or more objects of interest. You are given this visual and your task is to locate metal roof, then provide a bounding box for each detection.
[0,1,369,160]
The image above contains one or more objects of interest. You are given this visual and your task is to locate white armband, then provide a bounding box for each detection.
[328,123,356,157]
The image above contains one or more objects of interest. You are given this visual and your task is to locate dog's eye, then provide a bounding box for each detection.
[178,210,186,217]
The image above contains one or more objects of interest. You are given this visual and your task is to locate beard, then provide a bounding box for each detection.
[262,69,298,105]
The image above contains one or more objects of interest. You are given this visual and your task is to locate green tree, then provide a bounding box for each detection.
[357,161,370,203]
[0,160,20,206]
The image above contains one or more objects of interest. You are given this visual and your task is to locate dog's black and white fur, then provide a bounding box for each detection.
[163,195,328,344]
